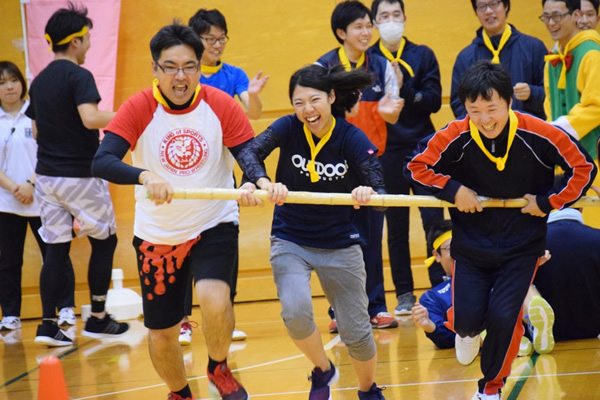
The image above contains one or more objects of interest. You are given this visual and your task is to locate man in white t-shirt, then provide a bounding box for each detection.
[92,23,258,400]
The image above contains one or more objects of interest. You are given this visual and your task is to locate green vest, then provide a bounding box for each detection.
[548,40,600,159]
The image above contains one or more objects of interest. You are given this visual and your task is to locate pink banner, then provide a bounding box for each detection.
[25,0,121,112]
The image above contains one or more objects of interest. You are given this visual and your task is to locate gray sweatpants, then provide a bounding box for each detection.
[270,237,376,361]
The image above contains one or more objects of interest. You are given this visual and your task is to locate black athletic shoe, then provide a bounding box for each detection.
[82,314,129,339]
[34,321,73,347]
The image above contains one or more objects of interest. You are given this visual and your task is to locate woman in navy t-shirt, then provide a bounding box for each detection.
[238,64,387,400]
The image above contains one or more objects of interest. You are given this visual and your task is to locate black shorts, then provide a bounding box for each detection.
[133,222,239,329]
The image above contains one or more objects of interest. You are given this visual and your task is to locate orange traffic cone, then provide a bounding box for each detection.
[38,356,69,399]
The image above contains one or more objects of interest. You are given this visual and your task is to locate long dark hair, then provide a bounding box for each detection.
[289,64,374,117]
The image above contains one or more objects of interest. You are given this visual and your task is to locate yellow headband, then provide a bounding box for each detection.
[424,230,452,267]
[45,25,89,51]
[432,230,452,252]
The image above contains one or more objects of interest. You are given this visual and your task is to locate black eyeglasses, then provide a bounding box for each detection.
[475,0,503,13]
[200,36,229,45]
[539,11,571,23]
[156,63,200,75]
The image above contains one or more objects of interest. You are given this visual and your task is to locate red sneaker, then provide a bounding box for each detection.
[207,362,249,400]
[370,312,398,329]
[328,319,338,334]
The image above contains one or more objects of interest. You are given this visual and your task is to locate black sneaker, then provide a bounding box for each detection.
[82,314,129,339]
[34,321,73,347]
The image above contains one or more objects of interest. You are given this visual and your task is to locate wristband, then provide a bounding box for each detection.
[26,179,35,188]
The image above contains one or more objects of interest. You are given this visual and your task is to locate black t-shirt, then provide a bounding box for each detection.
[26,59,102,177]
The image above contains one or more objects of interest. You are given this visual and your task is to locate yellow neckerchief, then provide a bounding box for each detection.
[378,38,414,77]
[338,47,365,71]
[469,109,518,172]
[544,41,573,90]
[303,117,336,183]
[201,61,223,75]
[424,230,452,267]
[152,79,201,109]
[544,30,600,89]
[45,26,89,52]
[481,24,512,64]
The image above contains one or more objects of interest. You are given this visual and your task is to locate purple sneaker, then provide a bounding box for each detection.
[309,360,339,400]
[358,383,385,399]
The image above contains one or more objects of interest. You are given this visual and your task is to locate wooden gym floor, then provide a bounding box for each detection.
[1,292,599,400]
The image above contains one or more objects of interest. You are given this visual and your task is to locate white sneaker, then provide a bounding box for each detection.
[518,336,533,357]
[57,308,77,326]
[527,296,555,354]
[1,329,22,344]
[455,334,480,365]
[472,391,501,399]
[179,321,195,346]
[232,329,247,341]
[0,316,21,330]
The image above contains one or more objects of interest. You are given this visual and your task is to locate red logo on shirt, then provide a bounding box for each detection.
[159,128,209,176]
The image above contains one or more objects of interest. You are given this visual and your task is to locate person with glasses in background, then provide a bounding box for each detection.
[180,8,269,347]
[412,220,556,362]
[541,0,600,161]
[451,0,548,120]
[92,22,261,400]
[189,9,269,121]
[367,0,445,315]
[578,0,600,30]
[0,61,77,337]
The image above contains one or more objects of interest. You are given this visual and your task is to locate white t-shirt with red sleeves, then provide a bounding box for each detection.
[106,85,255,245]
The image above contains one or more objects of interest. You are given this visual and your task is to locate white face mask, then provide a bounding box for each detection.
[376,21,405,44]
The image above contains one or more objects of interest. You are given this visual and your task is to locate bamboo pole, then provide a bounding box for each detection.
[169,188,600,208]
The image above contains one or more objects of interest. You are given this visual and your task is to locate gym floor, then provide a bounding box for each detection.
[1,292,599,399]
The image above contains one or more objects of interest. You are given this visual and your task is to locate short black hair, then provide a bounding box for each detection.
[470,0,511,14]
[457,60,513,107]
[150,22,204,62]
[188,8,228,36]
[541,0,581,12]
[427,220,453,252]
[45,1,93,54]
[289,64,374,117]
[0,61,27,103]
[331,1,372,44]
[371,0,405,17]
[586,0,600,13]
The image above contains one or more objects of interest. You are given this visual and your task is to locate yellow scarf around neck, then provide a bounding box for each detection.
[201,61,223,75]
[303,117,337,183]
[469,109,518,171]
[544,42,573,90]
[482,24,512,64]
[378,38,414,77]
[152,79,201,109]
[338,47,365,71]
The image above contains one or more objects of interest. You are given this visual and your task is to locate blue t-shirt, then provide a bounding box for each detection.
[419,279,455,349]
[200,62,249,98]
[263,115,379,249]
